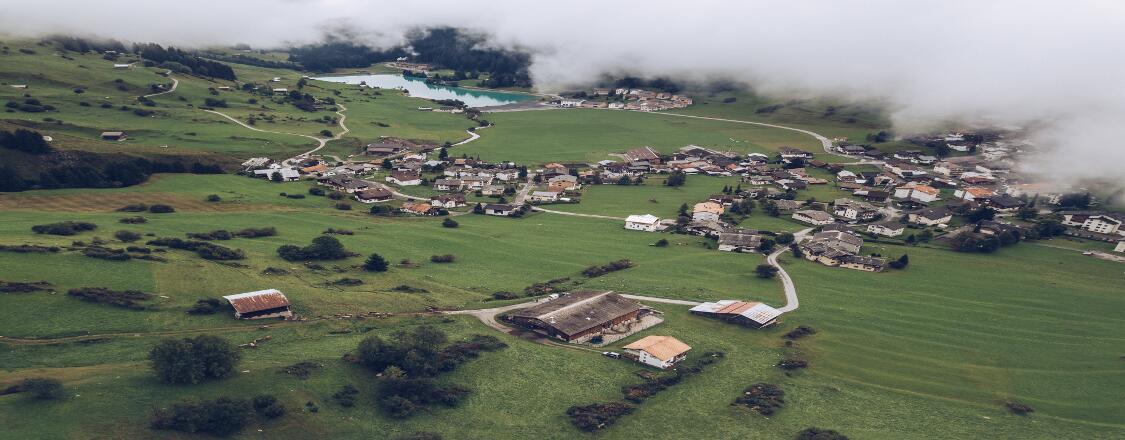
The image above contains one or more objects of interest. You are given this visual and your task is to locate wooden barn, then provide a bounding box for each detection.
[507,290,653,343]
[222,289,293,320]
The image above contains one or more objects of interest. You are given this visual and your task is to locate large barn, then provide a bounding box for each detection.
[222,289,293,320]
[507,290,654,343]
[689,300,781,328]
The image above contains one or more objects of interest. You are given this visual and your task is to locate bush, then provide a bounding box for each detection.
[335,202,352,210]
[146,237,245,260]
[31,221,97,236]
[119,216,147,224]
[777,358,809,370]
[733,383,785,415]
[755,264,779,279]
[566,402,635,432]
[151,397,253,436]
[21,378,65,401]
[277,236,350,261]
[235,227,277,238]
[582,259,634,277]
[442,218,458,228]
[430,254,456,263]
[67,287,151,309]
[82,245,131,261]
[783,326,816,340]
[332,384,359,407]
[0,280,53,293]
[149,335,240,384]
[364,253,389,272]
[114,230,142,242]
[187,298,225,315]
[187,230,233,240]
[206,194,221,202]
[1005,401,1034,416]
[654,238,669,247]
[117,203,148,212]
[252,394,286,419]
[308,187,325,196]
[776,232,795,245]
[796,427,849,440]
[491,291,519,300]
[148,204,175,213]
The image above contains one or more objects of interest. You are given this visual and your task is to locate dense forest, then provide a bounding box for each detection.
[288,27,532,87]
[135,44,237,80]
[198,51,301,70]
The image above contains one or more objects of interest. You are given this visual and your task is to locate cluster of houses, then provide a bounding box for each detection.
[557,88,693,111]
[799,228,886,272]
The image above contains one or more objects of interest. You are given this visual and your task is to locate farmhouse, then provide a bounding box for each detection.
[717,231,762,253]
[624,146,662,164]
[433,178,463,191]
[1060,211,1125,236]
[354,188,393,203]
[400,202,434,216]
[484,203,516,216]
[833,198,879,222]
[692,202,725,222]
[430,194,466,208]
[100,131,127,141]
[547,174,579,191]
[907,207,952,226]
[624,214,661,232]
[622,335,691,369]
[386,171,422,186]
[867,220,905,237]
[222,289,292,320]
[324,176,369,193]
[808,230,863,254]
[894,182,940,203]
[689,300,781,328]
[255,167,300,182]
[507,290,655,343]
[529,191,561,203]
[839,255,886,272]
[793,210,834,226]
[954,187,994,201]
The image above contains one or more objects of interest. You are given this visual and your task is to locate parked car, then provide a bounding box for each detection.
[602,351,621,359]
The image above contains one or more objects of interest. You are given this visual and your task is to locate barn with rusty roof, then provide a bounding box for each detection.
[222,289,293,320]
[506,290,655,343]
[689,300,781,328]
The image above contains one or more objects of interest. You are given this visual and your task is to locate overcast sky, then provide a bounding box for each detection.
[2,0,1123,187]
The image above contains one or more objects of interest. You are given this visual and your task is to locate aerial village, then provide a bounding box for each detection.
[231,123,1125,371]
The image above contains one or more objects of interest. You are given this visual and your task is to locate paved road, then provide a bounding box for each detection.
[768,227,813,313]
[142,72,178,98]
[620,294,701,306]
[513,182,534,205]
[452,125,490,146]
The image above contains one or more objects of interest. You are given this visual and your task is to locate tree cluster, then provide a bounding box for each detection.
[31,221,97,236]
[136,43,236,80]
[277,236,351,261]
[0,128,52,154]
[67,287,152,310]
[149,335,240,384]
[582,259,635,277]
[733,383,785,416]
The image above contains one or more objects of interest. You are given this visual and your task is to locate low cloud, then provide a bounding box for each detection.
[2,0,1123,188]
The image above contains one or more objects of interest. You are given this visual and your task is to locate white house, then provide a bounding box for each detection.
[793,210,834,226]
[484,203,516,216]
[867,221,905,237]
[624,214,661,232]
[386,171,422,186]
[954,187,995,201]
[907,208,952,226]
[253,166,299,181]
[692,202,724,222]
[529,191,561,203]
[1060,211,1125,236]
[622,335,691,369]
[894,183,941,203]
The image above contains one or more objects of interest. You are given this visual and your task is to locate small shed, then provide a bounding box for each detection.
[222,289,292,320]
[101,131,128,141]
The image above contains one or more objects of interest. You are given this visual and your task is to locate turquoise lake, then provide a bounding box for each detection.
[313,74,534,107]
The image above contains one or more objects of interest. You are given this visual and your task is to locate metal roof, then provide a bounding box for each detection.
[222,289,290,314]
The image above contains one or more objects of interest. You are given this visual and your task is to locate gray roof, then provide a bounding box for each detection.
[812,230,864,248]
[718,232,761,248]
[509,290,647,337]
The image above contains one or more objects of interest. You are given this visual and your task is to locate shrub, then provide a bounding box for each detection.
[1005,401,1034,416]
[654,238,669,247]
[31,221,97,236]
[67,287,151,309]
[492,291,519,300]
[119,216,147,224]
[187,298,225,315]
[430,254,456,263]
[777,358,809,370]
[331,278,363,286]
[187,230,233,241]
[756,264,779,279]
[206,194,221,202]
[582,259,634,277]
[0,244,60,254]
[323,228,354,235]
[363,253,389,272]
[21,378,65,401]
[332,384,359,407]
[335,202,352,210]
[733,383,785,415]
[442,218,458,228]
[783,326,817,340]
[148,204,175,213]
[327,191,344,200]
[277,236,350,261]
[0,280,53,293]
[147,237,245,260]
[151,397,252,436]
[308,187,325,196]
[235,227,277,238]
[391,285,427,293]
[114,230,142,242]
[149,335,240,384]
[566,402,635,432]
[81,246,131,261]
[252,395,286,419]
[396,433,443,440]
[117,203,148,212]
[796,427,849,440]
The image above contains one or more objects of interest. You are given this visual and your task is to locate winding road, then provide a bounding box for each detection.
[142,72,178,98]
[205,103,350,167]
